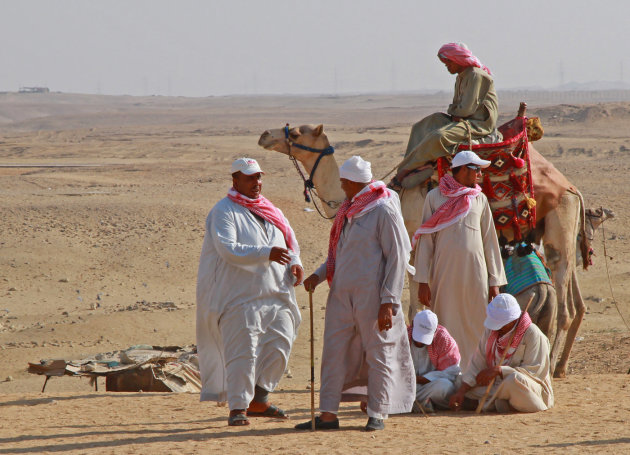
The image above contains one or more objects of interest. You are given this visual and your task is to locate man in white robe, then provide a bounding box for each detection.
[449,294,554,413]
[413,150,506,368]
[196,158,303,426]
[295,156,416,432]
[408,310,461,412]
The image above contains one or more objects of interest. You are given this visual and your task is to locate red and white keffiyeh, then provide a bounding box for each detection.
[438,42,492,76]
[485,311,532,367]
[411,174,482,248]
[407,324,461,371]
[227,188,299,254]
[326,181,390,284]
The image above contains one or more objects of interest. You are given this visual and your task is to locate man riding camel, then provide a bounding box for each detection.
[392,42,499,189]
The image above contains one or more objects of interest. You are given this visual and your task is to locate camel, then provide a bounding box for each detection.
[258,122,588,378]
[584,207,615,238]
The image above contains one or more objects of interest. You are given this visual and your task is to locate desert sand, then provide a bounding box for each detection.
[0,91,628,454]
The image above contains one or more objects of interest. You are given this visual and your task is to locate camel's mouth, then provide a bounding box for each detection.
[258,131,288,154]
[257,131,275,148]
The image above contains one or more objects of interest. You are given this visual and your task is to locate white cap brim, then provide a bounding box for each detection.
[451,150,491,169]
[484,314,512,331]
[471,156,491,168]
[240,168,264,175]
[412,326,435,345]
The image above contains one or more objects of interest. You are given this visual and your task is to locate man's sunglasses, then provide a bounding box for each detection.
[466,164,481,172]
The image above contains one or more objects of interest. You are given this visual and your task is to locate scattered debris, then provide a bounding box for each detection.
[117,301,178,312]
[28,345,200,393]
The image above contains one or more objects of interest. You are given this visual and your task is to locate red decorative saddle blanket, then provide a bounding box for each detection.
[437,117,536,242]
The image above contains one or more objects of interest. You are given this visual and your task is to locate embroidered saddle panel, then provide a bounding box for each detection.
[437,117,536,242]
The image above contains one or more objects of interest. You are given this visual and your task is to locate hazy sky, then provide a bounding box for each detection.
[1,0,627,97]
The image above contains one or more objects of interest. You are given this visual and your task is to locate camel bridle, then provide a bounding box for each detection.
[584,209,603,241]
[283,124,341,219]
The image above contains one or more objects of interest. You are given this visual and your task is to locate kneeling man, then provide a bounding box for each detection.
[409,310,461,413]
[449,294,554,413]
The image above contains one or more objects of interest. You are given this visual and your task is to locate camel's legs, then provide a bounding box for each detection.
[553,270,586,378]
[550,328,565,375]
[542,191,582,375]
[515,284,557,341]
[400,185,428,324]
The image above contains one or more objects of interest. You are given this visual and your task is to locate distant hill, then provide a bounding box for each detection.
[556,80,630,91]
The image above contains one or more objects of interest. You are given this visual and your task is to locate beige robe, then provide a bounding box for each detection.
[463,324,554,412]
[413,188,506,368]
[399,66,498,172]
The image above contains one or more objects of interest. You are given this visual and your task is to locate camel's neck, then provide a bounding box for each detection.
[301,154,345,218]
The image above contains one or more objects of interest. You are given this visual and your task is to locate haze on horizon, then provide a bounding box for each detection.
[1,0,628,97]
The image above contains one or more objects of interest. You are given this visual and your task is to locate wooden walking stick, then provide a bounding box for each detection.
[475,294,535,414]
[308,289,316,431]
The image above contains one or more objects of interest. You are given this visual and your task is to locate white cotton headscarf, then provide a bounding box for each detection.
[339,156,372,183]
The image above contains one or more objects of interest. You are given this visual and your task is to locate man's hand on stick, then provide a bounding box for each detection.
[303,274,320,292]
[475,366,502,386]
[378,303,394,331]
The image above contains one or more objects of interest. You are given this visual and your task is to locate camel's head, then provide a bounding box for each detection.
[585,207,615,233]
[258,124,331,161]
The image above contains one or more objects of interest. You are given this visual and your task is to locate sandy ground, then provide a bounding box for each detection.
[0,92,629,453]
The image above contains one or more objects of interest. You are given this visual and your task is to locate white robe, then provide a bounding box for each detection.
[410,345,460,409]
[313,193,416,417]
[196,197,301,409]
[413,188,506,368]
[463,324,554,412]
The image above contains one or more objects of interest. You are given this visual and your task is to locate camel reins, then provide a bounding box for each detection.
[284,124,340,220]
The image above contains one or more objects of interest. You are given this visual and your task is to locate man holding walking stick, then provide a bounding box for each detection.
[295,156,416,432]
[449,293,554,413]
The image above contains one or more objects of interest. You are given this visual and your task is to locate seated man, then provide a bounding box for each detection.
[408,310,461,413]
[449,293,554,413]
[393,42,499,188]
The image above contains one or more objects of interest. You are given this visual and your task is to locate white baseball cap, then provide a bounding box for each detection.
[339,156,372,183]
[451,150,491,169]
[412,310,438,345]
[484,294,522,330]
[231,157,264,175]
